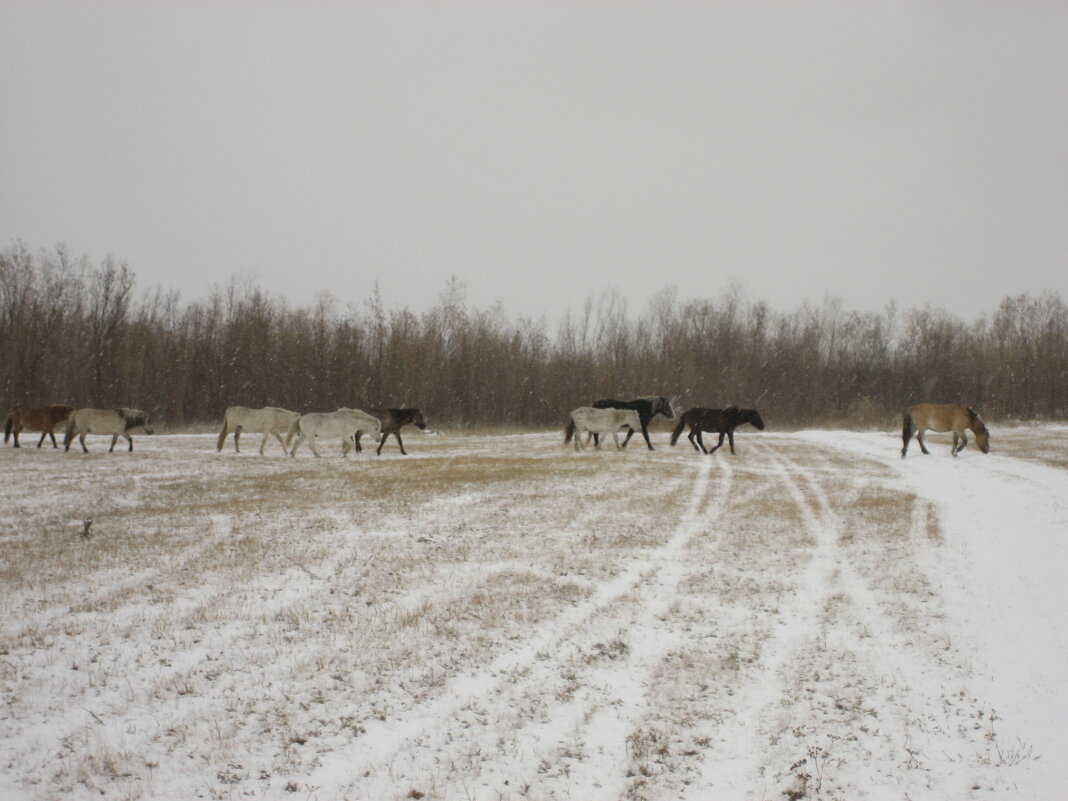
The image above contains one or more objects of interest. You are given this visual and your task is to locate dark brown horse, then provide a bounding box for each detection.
[902,403,989,458]
[354,408,427,455]
[4,404,75,448]
[670,407,765,454]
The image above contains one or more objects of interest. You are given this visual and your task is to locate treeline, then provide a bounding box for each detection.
[2,242,1066,428]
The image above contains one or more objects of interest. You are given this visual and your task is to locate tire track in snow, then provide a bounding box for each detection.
[307,454,723,800]
[685,442,838,798]
[691,442,978,799]
[484,454,733,800]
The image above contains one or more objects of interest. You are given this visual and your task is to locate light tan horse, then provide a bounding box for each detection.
[902,403,990,458]
[216,405,299,455]
[286,408,382,458]
[4,404,74,448]
[566,407,642,451]
[64,408,154,453]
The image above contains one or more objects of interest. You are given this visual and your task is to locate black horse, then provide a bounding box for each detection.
[564,396,674,451]
[670,407,765,454]
[354,408,427,455]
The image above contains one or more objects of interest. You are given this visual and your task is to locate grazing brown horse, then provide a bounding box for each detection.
[670,406,766,454]
[354,408,427,455]
[4,404,75,448]
[902,403,990,458]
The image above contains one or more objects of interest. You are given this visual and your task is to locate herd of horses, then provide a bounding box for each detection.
[4,397,991,460]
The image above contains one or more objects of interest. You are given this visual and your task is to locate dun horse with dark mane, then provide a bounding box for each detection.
[64,408,154,453]
[4,404,74,448]
[670,407,765,454]
[902,403,990,458]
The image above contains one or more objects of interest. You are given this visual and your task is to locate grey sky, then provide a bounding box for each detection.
[2,1,1065,322]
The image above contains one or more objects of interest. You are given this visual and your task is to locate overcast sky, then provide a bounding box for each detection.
[2,1,1065,322]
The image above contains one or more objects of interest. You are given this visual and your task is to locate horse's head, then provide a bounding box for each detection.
[404,408,427,429]
[747,409,766,430]
[659,396,676,420]
[967,408,990,453]
[121,409,153,434]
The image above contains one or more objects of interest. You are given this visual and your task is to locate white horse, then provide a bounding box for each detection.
[286,408,382,457]
[216,405,300,455]
[64,408,154,453]
[567,407,642,451]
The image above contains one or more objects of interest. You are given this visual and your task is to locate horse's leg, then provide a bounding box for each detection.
[11,427,18,448]
[234,427,242,453]
[640,424,654,451]
[126,433,134,452]
[49,430,59,448]
[707,433,725,455]
[916,430,931,455]
[109,433,119,452]
[687,429,701,453]
[79,433,89,453]
[37,431,47,448]
[309,436,322,458]
[395,431,407,455]
[612,431,623,449]
[574,428,583,451]
[271,431,287,454]
[289,433,302,457]
[694,429,709,454]
[727,429,736,454]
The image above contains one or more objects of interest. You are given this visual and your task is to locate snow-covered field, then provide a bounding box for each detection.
[1,426,1065,801]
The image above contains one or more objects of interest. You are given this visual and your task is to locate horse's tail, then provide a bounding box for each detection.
[3,412,12,444]
[283,417,301,450]
[901,411,913,458]
[564,419,575,445]
[63,412,78,450]
[216,409,231,451]
[669,416,686,446]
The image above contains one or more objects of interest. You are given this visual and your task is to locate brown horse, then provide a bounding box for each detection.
[902,403,990,458]
[4,404,75,448]
[353,408,427,455]
[670,406,765,454]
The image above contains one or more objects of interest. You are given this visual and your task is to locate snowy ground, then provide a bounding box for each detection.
[1,425,1065,801]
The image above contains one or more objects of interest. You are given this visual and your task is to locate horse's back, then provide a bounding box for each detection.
[7,404,73,430]
[572,406,638,431]
[226,405,298,430]
[300,408,378,438]
[72,408,124,433]
[907,403,969,430]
